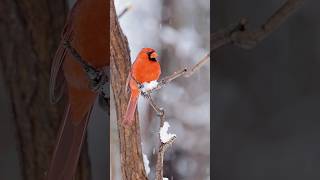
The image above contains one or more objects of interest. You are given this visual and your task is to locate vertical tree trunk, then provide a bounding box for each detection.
[0,0,91,180]
[110,0,148,179]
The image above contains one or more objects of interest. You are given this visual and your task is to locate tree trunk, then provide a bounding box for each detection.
[110,1,148,179]
[0,1,91,180]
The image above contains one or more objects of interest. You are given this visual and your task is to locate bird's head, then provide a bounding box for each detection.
[141,48,158,62]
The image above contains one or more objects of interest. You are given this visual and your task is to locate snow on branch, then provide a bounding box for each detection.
[160,122,176,143]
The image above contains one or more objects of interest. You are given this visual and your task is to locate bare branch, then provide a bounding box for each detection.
[155,136,176,180]
[145,52,210,94]
[144,93,164,120]
[117,4,133,19]
[144,94,176,180]
[185,52,211,77]
[211,0,304,50]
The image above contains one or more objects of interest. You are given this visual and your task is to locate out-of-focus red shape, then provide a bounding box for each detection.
[47,0,108,179]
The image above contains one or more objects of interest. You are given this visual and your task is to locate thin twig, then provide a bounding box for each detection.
[117,4,133,19]
[211,0,304,50]
[185,52,210,77]
[144,93,164,119]
[146,52,210,94]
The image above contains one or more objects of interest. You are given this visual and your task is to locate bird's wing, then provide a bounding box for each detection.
[46,102,93,180]
[49,0,83,104]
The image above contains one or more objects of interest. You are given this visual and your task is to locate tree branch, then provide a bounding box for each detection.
[143,93,176,180]
[211,0,304,50]
[144,52,210,95]
[155,136,176,180]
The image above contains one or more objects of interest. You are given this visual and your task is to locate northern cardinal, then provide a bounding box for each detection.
[123,48,161,126]
[47,0,108,180]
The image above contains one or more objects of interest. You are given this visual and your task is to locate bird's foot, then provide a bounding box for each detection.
[98,93,109,112]
[157,108,164,116]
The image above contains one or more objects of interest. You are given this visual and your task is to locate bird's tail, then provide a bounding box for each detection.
[123,90,139,126]
[46,103,92,180]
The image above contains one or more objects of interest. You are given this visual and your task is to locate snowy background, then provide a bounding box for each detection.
[112,0,210,179]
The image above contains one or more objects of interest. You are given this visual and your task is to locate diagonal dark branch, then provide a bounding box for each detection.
[144,93,164,120]
[63,40,108,94]
[63,41,99,80]
[211,0,305,50]
[117,4,133,18]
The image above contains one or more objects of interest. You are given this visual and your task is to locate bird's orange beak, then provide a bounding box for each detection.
[150,52,158,59]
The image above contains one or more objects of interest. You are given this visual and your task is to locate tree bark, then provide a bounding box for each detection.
[0,0,91,180]
[110,0,148,179]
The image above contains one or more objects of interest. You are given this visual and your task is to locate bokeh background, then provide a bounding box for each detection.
[213,0,320,180]
[112,0,210,179]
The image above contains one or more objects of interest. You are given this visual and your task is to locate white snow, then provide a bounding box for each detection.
[142,153,150,175]
[140,80,158,92]
[160,122,176,143]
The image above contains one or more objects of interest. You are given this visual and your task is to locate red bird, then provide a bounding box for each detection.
[47,0,108,180]
[123,48,161,126]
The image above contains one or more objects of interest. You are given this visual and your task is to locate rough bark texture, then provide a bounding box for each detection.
[0,0,91,180]
[110,0,148,179]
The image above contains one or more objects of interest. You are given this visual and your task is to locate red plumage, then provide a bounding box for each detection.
[123,48,161,126]
[47,0,108,179]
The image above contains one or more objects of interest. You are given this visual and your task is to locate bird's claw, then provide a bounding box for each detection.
[98,94,109,112]
[141,91,148,98]
[157,108,164,116]
[138,83,144,89]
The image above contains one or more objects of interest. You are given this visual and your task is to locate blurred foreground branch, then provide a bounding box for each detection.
[211,0,304,50]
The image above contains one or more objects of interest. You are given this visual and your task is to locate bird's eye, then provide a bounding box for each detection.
[147,51,158,61]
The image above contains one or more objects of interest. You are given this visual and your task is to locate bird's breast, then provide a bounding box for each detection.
[132,61,161,83]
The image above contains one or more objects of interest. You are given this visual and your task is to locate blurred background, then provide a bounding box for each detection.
[112,0,210,179]
[213,0,320,180]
